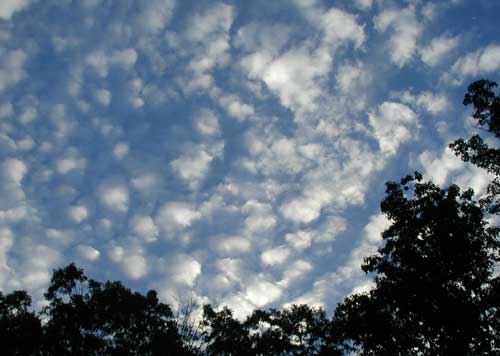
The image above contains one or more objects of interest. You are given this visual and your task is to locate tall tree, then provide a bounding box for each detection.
[332,173,500,355]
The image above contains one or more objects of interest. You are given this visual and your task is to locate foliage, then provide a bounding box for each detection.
[332,173,500,355]
[449,79,500,213]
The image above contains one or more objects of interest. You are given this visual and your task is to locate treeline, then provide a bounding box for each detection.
[1,80,499,356]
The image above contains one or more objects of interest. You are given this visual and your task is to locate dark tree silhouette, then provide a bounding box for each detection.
[41,263,192,356]
[332,173,500,355]
[0,290,42,356]
[449,79,500,213]
[201,303,339,356]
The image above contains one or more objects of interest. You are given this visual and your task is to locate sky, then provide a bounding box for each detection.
[0,0,499,317]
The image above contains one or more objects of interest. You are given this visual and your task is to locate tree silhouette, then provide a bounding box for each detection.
[449,79,500,213]
[41,263,192,356]
[332,173,499,355]
[0,290,42,356]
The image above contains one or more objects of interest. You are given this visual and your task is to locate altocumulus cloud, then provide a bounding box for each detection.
[0,0,498,316]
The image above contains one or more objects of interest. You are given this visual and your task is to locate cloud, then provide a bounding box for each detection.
[420,35,459,66]
[3,158,27,183]
[419,146,493,194]
[395,90,449,115]
[374,5,422,67]
[99,183,129,212]
[447,44,500,83]
[368,102,419,156]
[244,277,282,308]
[261,246,292,267]
[169,254,202,287]
[155,202,201,234]
[67,205,88,224]
[131,215,159,242]
[0,0,31,20]
[76,244,100,261]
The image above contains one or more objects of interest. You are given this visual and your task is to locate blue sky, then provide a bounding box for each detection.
[0,0,499,316]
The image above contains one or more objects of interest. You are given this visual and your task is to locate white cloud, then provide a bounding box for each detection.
[123,253,148,280]
[213,236,252,255]
[76,244,100,261]
[99,183,129,212]
[448,44,500,83]
[374,6,422,67]
[0,0,31,20]
[285,230,313,250]
[57,154,86,174]
[194,109,220,136]
[244,277,282,308]
[170,254,202,287]
[68,205,88,224]
[242,200,277,232]
[113,142,129,160]
[395,91,449,115]
[280,259,313,287]
[171,147,214,189]
[3,158,27,183]
[420,35,459,66]
[320,8,365,48]
[111,48,137,69]
[280,196,322,224]
[155,202,201,232]
[0,228,14,290]
[368,102,418,156]
[419,146,493,194]
[136,0,175,33]
[261,246,292,266]
[218,95,254,121]
[131,215,159,242]
[95,89,112,106]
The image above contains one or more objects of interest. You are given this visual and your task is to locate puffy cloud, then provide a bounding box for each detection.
[420,35,459,66]
[320,8,365,48]
[171,150,213,186]
[242,200,277,232]
[170,254,202,287]
[99,183,129,212]
[447,44,500,83]
[109,245,148,280]
[395,91,449,115]
[76,244,100,261]
[0,228,14,290]
[113,142,129,160]
[374,5,422,67]
[0,0,31,20]
[218,95,254,121]
[3,158,27,183]
[261,246,292,267]
[213,236,252,255]
[419,146,492,194]
[194,109,220,136]
[244,277,282,308]
[95,89,112,106]
[131,215,159,242]
[155,202,201,233]
[280,196,322,224]
[368,102,418,156]
[67,205,88,224]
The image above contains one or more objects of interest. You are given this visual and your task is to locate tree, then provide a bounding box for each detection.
[0,290,42,356]
[449,79,500,213]
[332,173,500,355]
[41,263,192,356]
